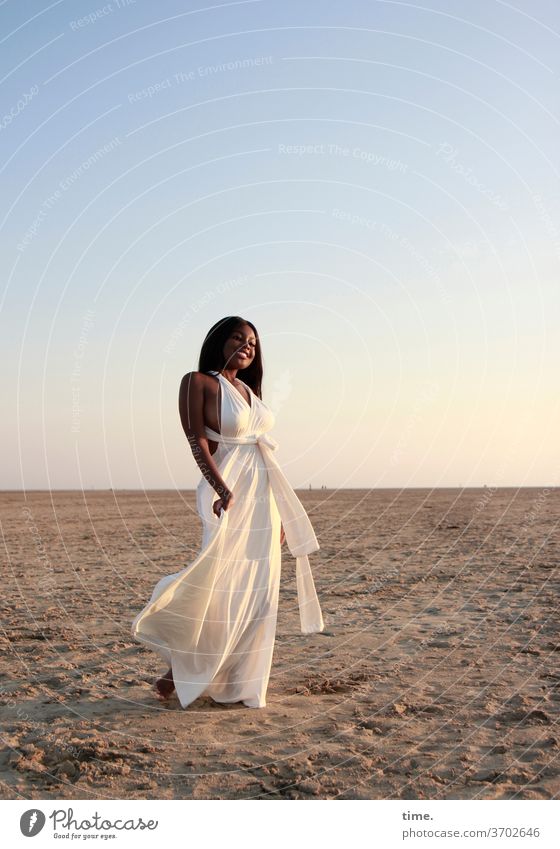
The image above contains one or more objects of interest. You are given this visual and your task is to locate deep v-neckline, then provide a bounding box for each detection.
[213,371,252,410]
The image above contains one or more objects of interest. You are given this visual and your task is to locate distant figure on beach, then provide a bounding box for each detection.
[131,316,324,709]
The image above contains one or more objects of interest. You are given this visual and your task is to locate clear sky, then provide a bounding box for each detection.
[2,0,559,489]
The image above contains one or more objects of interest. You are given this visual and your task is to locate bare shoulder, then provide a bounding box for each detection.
[180,371,213,387]
[179,370,200,398]
[179,371,220,398]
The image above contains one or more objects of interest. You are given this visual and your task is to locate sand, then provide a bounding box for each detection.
[1,487,558,800]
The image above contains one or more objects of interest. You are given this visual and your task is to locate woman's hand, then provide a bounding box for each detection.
[213,490,234,518]
[280,523,286,546]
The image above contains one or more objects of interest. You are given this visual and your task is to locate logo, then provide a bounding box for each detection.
[20,809,46,836]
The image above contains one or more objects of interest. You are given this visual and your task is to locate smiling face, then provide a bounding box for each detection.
[222,322,257,371]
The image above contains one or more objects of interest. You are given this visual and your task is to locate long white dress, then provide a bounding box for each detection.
[131,370,324,709]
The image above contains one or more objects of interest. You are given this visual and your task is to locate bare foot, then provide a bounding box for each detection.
[154,667,175,701]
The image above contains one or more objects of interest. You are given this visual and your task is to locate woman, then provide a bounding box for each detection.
[131,316,324,709]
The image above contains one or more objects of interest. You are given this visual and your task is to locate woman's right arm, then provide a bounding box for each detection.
[178,372,232,505]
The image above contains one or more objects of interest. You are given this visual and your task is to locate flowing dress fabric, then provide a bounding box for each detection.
[131,371,324,709]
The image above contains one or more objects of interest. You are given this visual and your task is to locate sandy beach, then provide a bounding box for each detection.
[1,487,558,800]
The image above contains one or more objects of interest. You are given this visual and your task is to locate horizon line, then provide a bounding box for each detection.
[2,485,558,493]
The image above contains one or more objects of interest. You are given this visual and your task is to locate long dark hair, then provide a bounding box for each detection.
[198,316,263,399]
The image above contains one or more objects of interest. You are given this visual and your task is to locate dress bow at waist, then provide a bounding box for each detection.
[204,427,279,452]
[203,425,324,633]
